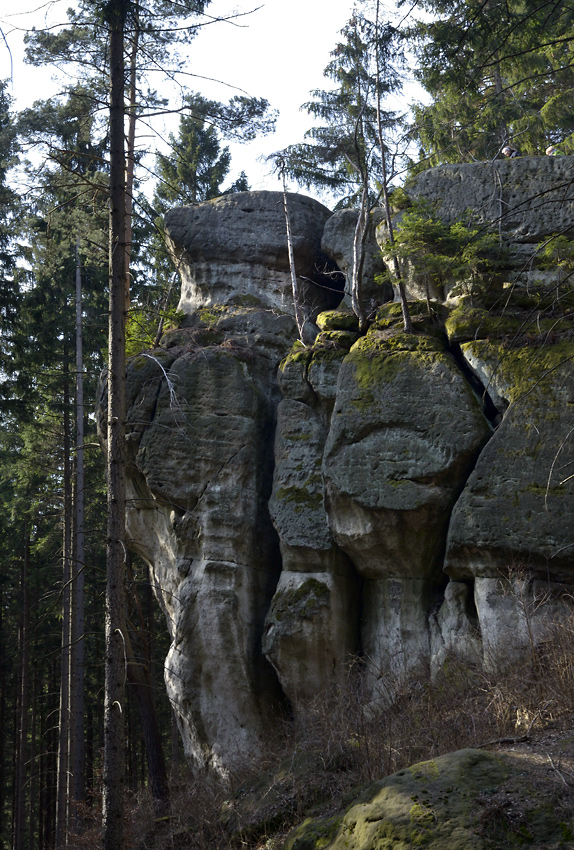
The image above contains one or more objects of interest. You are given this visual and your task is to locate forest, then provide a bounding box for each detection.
[1,1,574,849]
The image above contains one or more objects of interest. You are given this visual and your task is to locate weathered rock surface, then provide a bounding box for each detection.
[392,155,574,294]
[406,157,574,242]
[283,748,574,850]
[104,307,296,774]
[321,208,393,310]
[101,164,574,777]
[164,190,344,328]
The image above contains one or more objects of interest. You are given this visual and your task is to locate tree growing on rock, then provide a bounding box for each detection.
[276,4,412,331]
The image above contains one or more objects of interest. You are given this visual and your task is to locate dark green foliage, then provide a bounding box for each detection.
[382,200,503,300]
[407,0,574,165]
[0,82,23,404]
[278,10,404,208]
[155,94,234,207]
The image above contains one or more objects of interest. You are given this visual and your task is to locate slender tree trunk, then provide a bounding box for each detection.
[351,185,369,331]
[102,3,128,847]
[56,382,73,850]
[375,0,412,333]
[71,237,86,825]
[280,169,306,343]
[28,667,38,850]
[14,535,30,850]
[0,583,6,850]
[124,13,139,311]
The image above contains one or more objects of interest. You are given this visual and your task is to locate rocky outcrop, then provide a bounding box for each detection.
[112,308,296,775]
[283,748,574,850]
[405,157,574,241]
[164,190,344,334]
[392,156,574,294]
[99,172,574,777]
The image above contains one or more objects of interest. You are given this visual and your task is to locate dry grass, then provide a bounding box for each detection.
[68,611,574,849]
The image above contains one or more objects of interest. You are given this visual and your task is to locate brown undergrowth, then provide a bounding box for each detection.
[69,611,574,849]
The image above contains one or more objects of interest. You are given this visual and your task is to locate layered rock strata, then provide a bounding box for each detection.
[164,190,344,336]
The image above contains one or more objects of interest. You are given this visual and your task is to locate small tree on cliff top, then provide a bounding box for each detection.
[277,4,412,331]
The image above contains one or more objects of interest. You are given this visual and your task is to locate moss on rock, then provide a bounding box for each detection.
[270,578,330,623]
[282,749,551,850]
[316,310,360,332]
[345,331,446,410]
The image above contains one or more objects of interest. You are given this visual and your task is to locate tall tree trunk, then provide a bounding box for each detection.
[0,583,6,850]
[102,2,128,848]
[28,666,38,850]
[56,380,73,850]
[14,535,30,850]
[375,0,412,333]
[71,238,86,824]
[124,12,139,311]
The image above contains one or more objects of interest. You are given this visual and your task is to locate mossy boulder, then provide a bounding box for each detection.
[446,335,574,669]
[283,748,574,850]
[323,327,490,580]
[316,309,360,333]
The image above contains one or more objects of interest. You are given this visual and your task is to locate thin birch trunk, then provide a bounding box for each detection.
[280,168,306,343]
[351,185,369,331]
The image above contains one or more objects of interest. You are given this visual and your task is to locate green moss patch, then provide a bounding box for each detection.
[283,816,343,850]
[345,331,445,410]
[274,474,324,514]
[314,329,361,350]
[271,578,330,623]
[283,749,507,849]
[316,310,360,332]
[461,338,574,406]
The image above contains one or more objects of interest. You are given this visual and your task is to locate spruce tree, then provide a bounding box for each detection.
[407,0,574,164]
[278,7,410,329]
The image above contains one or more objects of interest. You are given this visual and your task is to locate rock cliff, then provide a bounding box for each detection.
[98,163,574,777]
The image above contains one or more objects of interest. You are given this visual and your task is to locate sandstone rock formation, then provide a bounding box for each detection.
[164,190,344,334]
[383,156,574,295]
[98,170,574,777]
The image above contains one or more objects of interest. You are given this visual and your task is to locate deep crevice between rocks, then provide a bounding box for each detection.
[448,339,503,428]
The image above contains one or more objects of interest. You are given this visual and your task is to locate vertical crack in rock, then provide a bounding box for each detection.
[448,340,504,428]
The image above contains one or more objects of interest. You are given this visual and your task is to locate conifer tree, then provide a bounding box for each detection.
[407,0,574,163]
[278,6,411,329]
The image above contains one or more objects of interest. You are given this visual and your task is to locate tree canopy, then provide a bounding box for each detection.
[407,0,574,164]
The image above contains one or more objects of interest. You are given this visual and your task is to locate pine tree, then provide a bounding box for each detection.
[155,94,233,207]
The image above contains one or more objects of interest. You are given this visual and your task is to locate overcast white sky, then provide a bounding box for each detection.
[0,0,418,200]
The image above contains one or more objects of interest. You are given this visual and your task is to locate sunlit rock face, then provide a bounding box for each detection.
[381,155,574,296]
[105,308,295,776]
[164,190,344,332]
[96,169,574,778]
